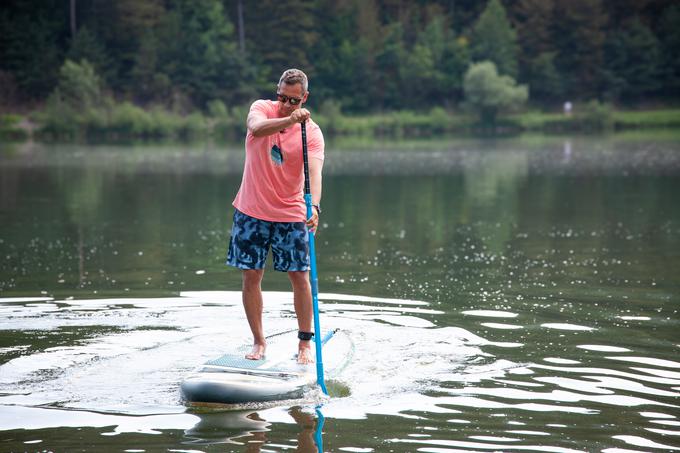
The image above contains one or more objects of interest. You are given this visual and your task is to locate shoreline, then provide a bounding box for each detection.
[2,107,680,144]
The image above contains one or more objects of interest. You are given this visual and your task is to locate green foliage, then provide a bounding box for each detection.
[130,0,254,108]
[552,0,607,98]
[613,109,680,129]
[243,0,318,75]
[526,52,563,102]
[400,18,470,108]
[516,101,636,132]
[207,100,228,118]
[512,0,563,103]
[658,4,680,97]
[0,114,28,140]
[2,0,680,137]
[50,59,103,111]
[179,112,208,139]
[581,100,614,130]
[66,27,114,85]
[0,2,64,99]
[0,114,21,128]
[463,61,528,126]
[374,23,407,110]
[603,19,661,102]
[470,0,519,78]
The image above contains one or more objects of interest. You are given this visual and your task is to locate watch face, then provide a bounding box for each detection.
[270,144,283,166]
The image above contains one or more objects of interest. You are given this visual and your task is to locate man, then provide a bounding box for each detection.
[227,68,324,364]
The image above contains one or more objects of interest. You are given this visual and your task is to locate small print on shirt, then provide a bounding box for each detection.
[270,144,283,166]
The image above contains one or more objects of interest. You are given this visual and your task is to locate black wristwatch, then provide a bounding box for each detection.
[312,204,321,214]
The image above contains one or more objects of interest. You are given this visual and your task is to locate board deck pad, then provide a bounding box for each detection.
[181,329,352,405]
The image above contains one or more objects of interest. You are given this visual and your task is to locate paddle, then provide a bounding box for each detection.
[301,120,328,395]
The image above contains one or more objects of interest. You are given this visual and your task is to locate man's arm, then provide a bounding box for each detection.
[248,108,311,137]
[306,157,323,231]
[309,157,323,207]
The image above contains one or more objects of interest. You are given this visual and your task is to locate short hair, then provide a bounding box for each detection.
[278,68,308,93]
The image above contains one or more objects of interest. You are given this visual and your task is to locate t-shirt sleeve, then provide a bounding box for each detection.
[307,123,325,162]
[248,100,270,122]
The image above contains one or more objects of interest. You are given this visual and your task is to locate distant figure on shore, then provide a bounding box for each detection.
[564,101,573,116]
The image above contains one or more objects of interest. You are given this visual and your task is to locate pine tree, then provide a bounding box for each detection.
[470,0,520,78]
[0,0,68,100]
[66,27,114,85]
[241,0,318,80]
[150,0,249,108]
[658,4,680,98]
[510,0,563,102]
[552,0,607,99]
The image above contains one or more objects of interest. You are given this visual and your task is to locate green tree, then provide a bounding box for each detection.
[399,17,470,108]
[84,0,166,92]
[241,0,318,79]
[307,0,367,111]
[526,52,563,103]
[510,0,563,103]
[401,18,445,109]
[147,0,252,109]
[66,27,114,85]
[552,0,607,99]
[130,30,166,104]
[0,1,67,100]
[603,19,661,102]
[470,0,519,78]
[463,61,528,126]
[375,22,407,110]
[658,4,680,98]
[50,59,103,111]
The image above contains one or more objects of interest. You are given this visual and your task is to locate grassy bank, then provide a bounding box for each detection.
[2,103,679,143]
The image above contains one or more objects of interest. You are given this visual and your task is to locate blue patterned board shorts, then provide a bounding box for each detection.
[226,209,310,272]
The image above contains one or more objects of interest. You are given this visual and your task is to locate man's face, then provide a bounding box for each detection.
[276,83,308,117]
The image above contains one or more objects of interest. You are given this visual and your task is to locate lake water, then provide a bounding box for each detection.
[1,136,679,452]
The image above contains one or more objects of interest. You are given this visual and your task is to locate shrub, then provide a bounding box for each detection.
[0,114,28,140]
[463,61,528,127]
[51,59,103,111]
[109,102,153,137]
[207,99,228,117]
[581,100,614,130]
[179,112,207,139]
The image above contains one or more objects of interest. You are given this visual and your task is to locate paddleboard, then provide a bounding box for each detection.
[181,329,352,405]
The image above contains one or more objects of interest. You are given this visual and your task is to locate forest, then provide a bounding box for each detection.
[1,0,679,138]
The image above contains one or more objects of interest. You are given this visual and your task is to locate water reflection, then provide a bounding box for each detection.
[184,407,321,452]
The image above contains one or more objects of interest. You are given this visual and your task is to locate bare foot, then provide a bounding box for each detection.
[245,343,266,360]
[297,343,315,364]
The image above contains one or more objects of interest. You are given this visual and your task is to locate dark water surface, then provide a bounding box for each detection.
[1,136,679,452]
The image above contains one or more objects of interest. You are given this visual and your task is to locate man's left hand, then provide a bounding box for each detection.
[306,209,319,233]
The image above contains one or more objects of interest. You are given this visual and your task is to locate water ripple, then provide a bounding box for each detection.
[1,291,679,451]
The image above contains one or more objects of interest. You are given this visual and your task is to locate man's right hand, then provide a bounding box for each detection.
[289,108,311,124]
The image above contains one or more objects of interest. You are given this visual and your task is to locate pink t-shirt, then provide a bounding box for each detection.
[232,100,325,222]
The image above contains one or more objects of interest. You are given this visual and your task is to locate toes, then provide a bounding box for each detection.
[297,349,314,364]
[245,345,266,360]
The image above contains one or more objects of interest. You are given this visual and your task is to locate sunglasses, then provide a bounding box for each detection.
[277,93,303,106]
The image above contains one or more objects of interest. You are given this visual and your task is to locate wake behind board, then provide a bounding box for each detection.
[181,329,352,405]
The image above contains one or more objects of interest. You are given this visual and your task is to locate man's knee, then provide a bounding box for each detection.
[287,271,310,289]
[242,269,264,289]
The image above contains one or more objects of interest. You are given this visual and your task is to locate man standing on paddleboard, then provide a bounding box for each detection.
[226,68,324,364]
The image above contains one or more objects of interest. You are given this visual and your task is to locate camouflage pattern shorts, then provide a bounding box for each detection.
[226,209,310,272]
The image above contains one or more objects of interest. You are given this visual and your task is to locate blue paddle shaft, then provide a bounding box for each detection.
[301,121,328,395]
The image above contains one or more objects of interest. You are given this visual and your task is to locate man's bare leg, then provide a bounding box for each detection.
[242,269,266,360]
[288,271,314,364]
